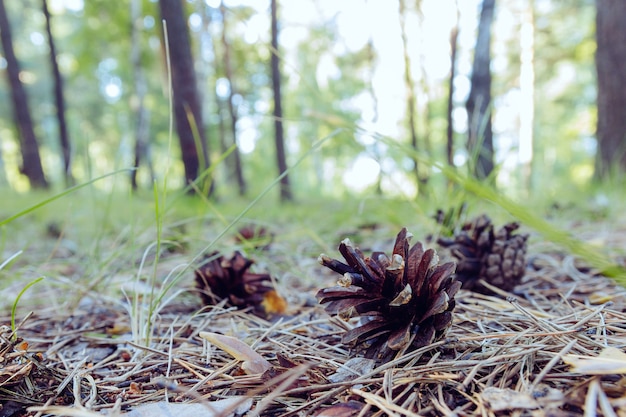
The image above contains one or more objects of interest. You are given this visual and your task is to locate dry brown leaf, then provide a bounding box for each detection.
[199,331,272,375]
[121,398,253,417]
[315,401,364,416]
[481,387,539,411]
[563,346,626,375]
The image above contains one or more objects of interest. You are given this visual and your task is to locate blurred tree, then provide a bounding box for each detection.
[466,0,495,180]
[532,1,595,189]
[0,0,48,188]
[130,0,154,190]
[398,0,420,186]
[270,0,291,201]
[364,38,382,195]
[159,0,212,193]
[594,0,626,177]
[446,2,460,167]
[42,0,73,186]
[284,23,369,194]
[220,2,246,196]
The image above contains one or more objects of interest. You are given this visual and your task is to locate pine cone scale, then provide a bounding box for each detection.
[387,322,412,350]
[318,254,353,275]
[341,318,390,345]
[419,292,449,323]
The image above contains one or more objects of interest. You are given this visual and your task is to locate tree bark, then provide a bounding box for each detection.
[159,0,212,193]
[130,0,154,190]
[466,0,495,180]
[0,0,48,188]
[42,0,73,186]
[220,2,246,196]
[270,0,292,201]
[594,0,626,177]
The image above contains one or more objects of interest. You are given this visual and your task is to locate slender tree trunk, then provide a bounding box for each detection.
[398,0,420,186]
[0,0,48,188]
[270,0,292,202]
[216,94,229,160]
[159,0,212,194]
[415,3,432,182]
[446,3,460,167]
[42,0,72,186]
[466,0,495,180]
[220,2,246,196]
[519,2,535,190]
[0,143,6,185]
[130,0,154,190]
[365,38,383,195]
[594,0,626,178]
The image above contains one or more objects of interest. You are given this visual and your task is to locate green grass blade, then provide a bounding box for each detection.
[11,276,44,340]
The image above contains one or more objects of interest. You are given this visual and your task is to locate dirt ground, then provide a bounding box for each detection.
[2,208,626,416]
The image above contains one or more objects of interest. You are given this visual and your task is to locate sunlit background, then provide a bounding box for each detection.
[0,0,597,197]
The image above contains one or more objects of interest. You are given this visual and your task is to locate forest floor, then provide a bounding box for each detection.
[1,189,626,417]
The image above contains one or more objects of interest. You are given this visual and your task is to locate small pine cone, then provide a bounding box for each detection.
[316,228,460,362]
[437,215,528,293]
[195,251,286,315]
[235,225,273,250]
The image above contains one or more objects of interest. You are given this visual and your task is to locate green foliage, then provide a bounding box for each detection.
[0,169,134,226]
[532,1,597,191]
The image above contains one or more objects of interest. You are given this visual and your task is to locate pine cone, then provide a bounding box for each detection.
[195,251,286,315]
[235,225,273,250]
[316,228,460,362]
[433,202,467,237]
[437,215,528,293]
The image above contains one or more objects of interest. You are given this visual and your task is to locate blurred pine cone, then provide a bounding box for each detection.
[195,251,286,316]
[235,225,273,250]
[316,228,460,362]
[437,215,528,293]
[432,202,467,237]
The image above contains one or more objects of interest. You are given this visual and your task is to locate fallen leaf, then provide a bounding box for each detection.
[121,397,253,417]
[327,357,376,383]
[199,332,271,375]
[563,346,626,375]
[481,387,538,411]
[316,401,364,416]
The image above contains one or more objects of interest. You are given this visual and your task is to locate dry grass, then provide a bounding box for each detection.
[1,201,626,416]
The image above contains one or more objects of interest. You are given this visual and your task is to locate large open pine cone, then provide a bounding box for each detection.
[316,228,460,362]
[437,214,528,293]
[195,251,286,316]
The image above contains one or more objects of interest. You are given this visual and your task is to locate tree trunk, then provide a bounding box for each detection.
[220,2,246,196]
[42,0,72,186]
[0,0,48,188]
[518,2,535,189]
[130,0,154,190]
[398,0,420,186]
[446,4,460,167]
[595,0,626,177]
[270,0,292,202]
[365,38,383,195]
[159,0,212,193]
[466,0,495,180]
